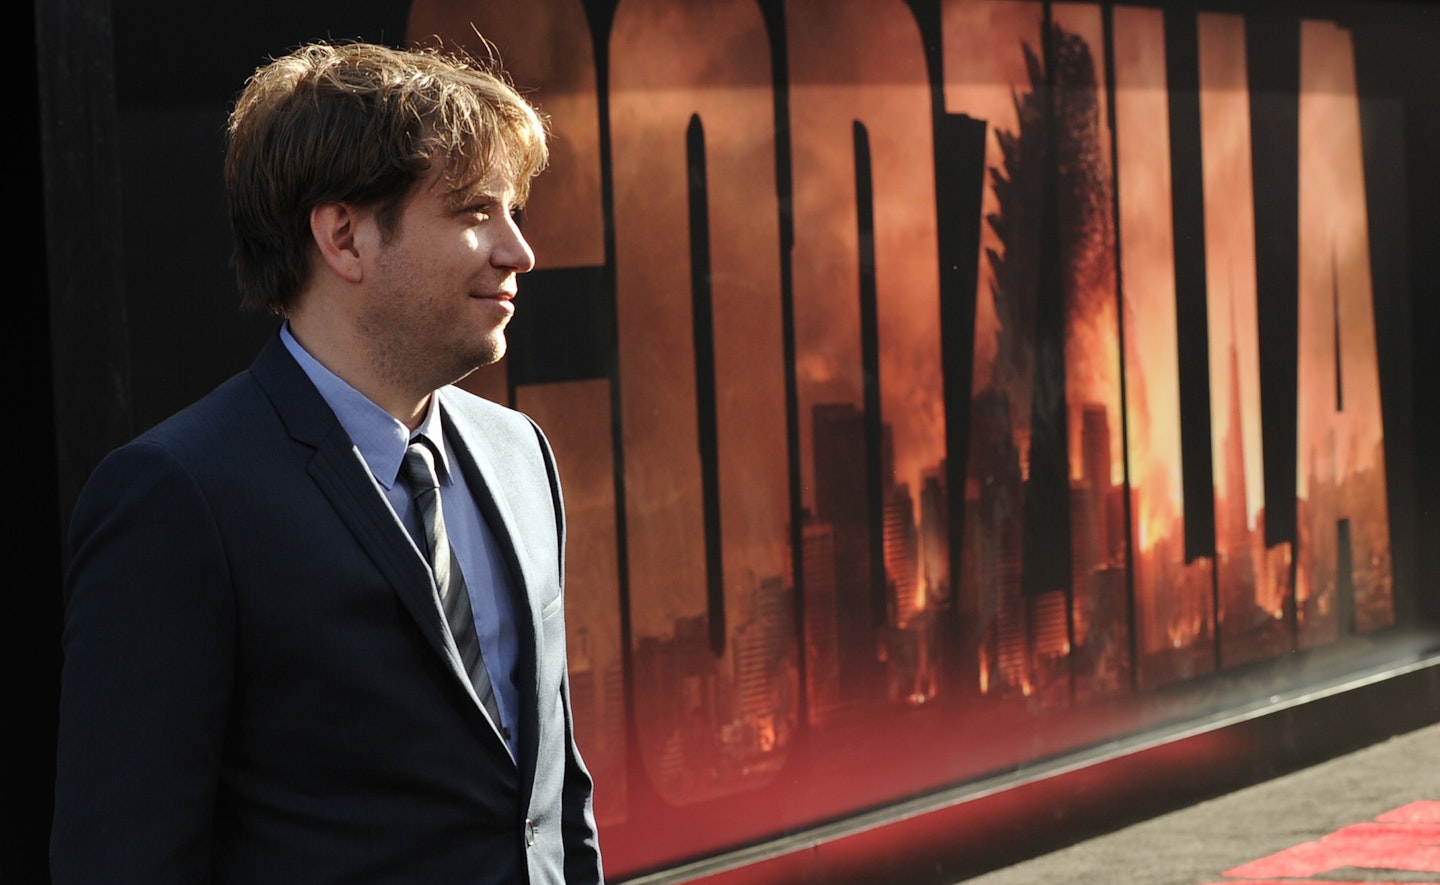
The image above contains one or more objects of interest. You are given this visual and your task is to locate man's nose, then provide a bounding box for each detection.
[495,212,536,274]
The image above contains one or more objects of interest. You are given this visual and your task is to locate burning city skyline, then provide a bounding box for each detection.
[408,0,1400,875]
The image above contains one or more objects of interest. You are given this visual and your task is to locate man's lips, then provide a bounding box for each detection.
[474,291,516,315]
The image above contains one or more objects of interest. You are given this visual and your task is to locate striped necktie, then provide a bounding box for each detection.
[401,437,507,740]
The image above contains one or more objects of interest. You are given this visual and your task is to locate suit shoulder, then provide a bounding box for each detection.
[91,371,283,493]
[133,371,273,450]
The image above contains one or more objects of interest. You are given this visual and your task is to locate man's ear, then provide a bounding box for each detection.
[310,202,367,284]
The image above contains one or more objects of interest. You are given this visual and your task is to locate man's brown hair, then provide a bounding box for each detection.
[225,41,548,314]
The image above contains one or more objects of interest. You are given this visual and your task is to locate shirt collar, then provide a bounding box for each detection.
[410,397,453,486]
[280,324,451,490]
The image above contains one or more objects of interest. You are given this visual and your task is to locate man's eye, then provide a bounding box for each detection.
[509,206,525,224]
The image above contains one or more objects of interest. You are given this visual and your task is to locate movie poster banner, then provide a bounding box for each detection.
[404,0,1419,878]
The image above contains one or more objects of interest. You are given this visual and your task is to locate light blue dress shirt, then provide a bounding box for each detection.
[281,326,520,752]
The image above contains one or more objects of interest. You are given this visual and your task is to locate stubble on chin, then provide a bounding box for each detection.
[453,333,507,385]
[358,302,512,394]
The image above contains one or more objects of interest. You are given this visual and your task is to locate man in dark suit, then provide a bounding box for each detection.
[51,41,603,883]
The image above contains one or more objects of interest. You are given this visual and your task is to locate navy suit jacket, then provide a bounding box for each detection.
[52,335,603,884]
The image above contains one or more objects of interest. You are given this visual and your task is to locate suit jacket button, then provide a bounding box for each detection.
[525,818,536,847]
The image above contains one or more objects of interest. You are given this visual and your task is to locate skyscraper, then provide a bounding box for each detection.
[801,516,843,726]
[813,402,883,704]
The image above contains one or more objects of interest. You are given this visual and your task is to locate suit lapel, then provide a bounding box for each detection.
[248,337,504,752]
[440,393,543,787]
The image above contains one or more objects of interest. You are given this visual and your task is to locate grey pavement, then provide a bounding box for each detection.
[960,722,1440,885]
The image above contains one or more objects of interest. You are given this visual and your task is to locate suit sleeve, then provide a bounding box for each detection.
[52,441,235,883]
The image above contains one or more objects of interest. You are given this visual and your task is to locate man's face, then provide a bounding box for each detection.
[356,166,535,393]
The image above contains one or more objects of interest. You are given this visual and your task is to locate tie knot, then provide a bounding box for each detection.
[402,437,441,496]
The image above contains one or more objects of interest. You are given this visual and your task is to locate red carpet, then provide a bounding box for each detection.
[1210,801,1440,884]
